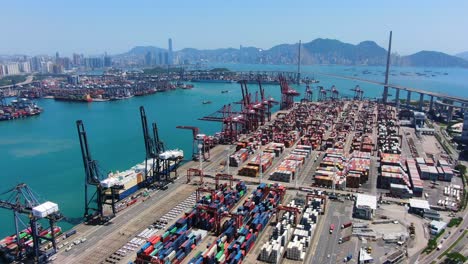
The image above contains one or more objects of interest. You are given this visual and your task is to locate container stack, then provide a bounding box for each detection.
[187,183,284,264]
[407,159,423,197]
[238,152,275,177]
[135,182,247,264]
[269,146,312,183]
[286,237,306,261]
[229,148,250,167]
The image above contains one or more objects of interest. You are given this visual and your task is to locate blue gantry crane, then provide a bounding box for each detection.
[0,183,63,263]
[76,120,123,225]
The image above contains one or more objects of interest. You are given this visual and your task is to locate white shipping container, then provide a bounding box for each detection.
[32,201,59,218]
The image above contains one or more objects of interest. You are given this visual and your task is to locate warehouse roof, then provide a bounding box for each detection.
[409,199,430,210]
[355,194,377,210]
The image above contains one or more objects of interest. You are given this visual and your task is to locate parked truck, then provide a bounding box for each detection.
[341,221,352,229]
[339,236,351,244]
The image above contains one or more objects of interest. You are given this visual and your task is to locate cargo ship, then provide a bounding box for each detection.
[191,79,235,83]
[0,226,62,252]
[0,98,42,121]
[54,94,93,102]
[101,149,183,200]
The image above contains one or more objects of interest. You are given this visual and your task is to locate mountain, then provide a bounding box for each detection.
[123,46,167,56]
[400,51,468,68]
[456,51,468,61]
[119,40,468,68]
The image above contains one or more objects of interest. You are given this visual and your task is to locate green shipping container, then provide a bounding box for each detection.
[216,249,224,260]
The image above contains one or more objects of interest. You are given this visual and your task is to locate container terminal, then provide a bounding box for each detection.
[0,71,467,263]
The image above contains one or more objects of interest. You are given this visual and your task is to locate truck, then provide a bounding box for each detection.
[330,224,335,234]
[339,236,351,244]
[341,222,352,229]
[344,254,352,262]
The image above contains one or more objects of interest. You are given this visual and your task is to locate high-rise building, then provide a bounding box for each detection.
[19,62,31,73]
[145,51,153,66]
[5,63,20,75]
[30,56,42,72]
[73,53,83,66]
[55,52,60,62]
[0,65,5,77]
[104,53,112,67]
[52,64,64,74]
[158,52,163,65]
[164,52,169,65]
[168,38,173,65]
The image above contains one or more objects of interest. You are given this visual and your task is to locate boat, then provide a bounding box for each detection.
[191,79,235,83]
[101,150,183,200]
[202,100,212,104]
[0,98,43,121]
[0,226,62,252]
[221,90,229,93]
[180,84,194,89]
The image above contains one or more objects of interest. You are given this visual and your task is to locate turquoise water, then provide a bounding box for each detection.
[0,64,467,237]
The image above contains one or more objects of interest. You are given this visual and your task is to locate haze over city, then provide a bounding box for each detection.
[0,0,467,56]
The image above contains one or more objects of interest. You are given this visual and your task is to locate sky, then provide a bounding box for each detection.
[0,0,467,56]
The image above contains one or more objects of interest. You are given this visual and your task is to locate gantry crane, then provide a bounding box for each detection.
[317,86,327,101]
[140,106,159,184]
[301,85,313,102]
[186,168,204,185]
[279,75,300,110]
[0,183,63,263]
[276,205,301,226]
[176,126,211,161]
[258,80,278,122]
[76,120,122,225]
[328,85,339,100]
[351,85,364,100]
[140,106,179,185]
[215,173,233,189]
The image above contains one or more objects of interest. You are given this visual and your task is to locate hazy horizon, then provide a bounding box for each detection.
[1,0,467,56]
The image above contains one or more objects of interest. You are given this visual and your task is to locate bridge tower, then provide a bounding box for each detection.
[383,31,392,104]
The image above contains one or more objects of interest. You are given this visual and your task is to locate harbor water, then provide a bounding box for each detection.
[0,64,467,237]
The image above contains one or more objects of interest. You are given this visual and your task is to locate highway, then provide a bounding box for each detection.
[309,71,468,104]
[0,75,33,89]
[417,203,468,263]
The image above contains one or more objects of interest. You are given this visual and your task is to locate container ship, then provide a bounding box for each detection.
[0,226,62,253]
[0,98,42,121]
[101,149,184,200]
[190,79,235,83]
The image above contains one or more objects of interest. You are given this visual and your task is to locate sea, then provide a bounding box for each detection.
[0,64,467,238]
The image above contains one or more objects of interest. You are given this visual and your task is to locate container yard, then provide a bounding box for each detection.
[1,90,466,264]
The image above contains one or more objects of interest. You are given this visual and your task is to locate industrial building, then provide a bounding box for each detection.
[429,220,447,235]
[390,183,413,198]
[353,194,377,220]
[408,199,430,217]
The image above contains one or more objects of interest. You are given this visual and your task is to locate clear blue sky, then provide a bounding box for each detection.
[0,0,466,56]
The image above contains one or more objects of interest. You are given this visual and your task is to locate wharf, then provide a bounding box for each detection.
[52,101,414,264]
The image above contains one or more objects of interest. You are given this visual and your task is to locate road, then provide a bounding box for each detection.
[417,207,468,263]
[310,200,353,264]
[0,75,33,89]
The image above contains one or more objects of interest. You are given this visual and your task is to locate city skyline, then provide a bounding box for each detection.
[0,0,467,56]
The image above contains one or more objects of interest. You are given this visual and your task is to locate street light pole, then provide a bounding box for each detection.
[198,144,203,174]
[259,150,263,184]
[226,146,230,175]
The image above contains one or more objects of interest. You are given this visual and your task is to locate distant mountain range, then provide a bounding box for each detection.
[456,51,468,61]
[118,39,468,68]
